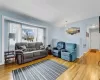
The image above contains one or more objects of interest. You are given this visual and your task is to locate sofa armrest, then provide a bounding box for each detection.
[67,50,76,56]
[15,50,24,64]
[15,50,23,54]
[70,51,77,61]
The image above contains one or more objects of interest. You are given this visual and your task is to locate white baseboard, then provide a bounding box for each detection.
[77,56,81,58]
[0,62,3,65]
[0,61,4,65]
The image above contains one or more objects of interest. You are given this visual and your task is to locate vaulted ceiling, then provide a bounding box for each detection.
[0,0,100,27]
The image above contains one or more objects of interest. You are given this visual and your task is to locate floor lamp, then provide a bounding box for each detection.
[8,33,15,51]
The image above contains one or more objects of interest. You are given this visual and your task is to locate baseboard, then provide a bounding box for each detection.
[77,56,81,58]
[0,61,4,65]
[0,63,3,65]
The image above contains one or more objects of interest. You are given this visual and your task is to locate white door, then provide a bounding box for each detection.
[90,28,99,49]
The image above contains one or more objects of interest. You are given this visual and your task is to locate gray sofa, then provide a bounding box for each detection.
[15,42,48,64]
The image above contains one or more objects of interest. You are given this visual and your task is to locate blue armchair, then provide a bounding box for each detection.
[52,42,65,58]
[61,43,77,61]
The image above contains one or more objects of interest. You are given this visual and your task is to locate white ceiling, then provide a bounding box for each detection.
[0,0,100,27]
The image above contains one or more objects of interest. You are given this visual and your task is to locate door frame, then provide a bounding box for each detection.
[1,16,4,65]
[89,28,100,49]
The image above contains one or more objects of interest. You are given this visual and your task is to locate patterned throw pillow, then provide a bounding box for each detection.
[20,45,26,50]
[40,45,45,49]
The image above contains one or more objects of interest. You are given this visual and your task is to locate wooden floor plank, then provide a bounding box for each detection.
[57,50,100,80]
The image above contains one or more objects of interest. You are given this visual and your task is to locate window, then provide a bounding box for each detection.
[37,28,44,43]
[9,23,45,45]
[9,23,21,45]
[22,25,45,43]
[22,25,38,42]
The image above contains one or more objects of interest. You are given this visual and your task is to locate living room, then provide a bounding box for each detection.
[0,0,100,80]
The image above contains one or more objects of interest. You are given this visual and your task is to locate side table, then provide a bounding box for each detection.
[48,50,52,55]
[4,50,15,64]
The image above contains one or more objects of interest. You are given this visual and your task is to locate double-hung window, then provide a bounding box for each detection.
[9,23,45,45]
[22,25,45,44]
[9,23,21,45]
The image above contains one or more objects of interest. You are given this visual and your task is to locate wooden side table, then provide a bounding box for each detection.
[48,50,52,55]
[4,50,15,64]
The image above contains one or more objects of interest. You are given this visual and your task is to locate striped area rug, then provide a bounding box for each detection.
[12,60,67,80]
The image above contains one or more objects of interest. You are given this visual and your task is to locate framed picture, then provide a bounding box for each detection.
[66,27,80,35]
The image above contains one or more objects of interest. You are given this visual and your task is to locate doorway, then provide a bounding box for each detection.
[89,28,100,49]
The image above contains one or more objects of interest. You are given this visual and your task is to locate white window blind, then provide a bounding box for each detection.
[9,23,21,45]
[37,28,44,43]
[22,25,45,43]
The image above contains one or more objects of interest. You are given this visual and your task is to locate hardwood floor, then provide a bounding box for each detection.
[0,55,78,80]
[57,50,100,80]
[1,50,100,80]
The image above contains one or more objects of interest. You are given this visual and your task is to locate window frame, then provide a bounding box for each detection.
[9,22,46,45]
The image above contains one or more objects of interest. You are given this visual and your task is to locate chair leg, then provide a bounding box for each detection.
[5,59,6,64]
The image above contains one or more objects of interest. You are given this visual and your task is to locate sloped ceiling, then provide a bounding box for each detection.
[0,0,100,27]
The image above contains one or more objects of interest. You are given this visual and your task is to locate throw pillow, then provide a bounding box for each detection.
[20,45,26,50]
[40,45,45,49]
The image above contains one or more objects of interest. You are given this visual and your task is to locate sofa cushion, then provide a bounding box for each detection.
[25,48,36,52]
[27,43,35,48]
[15,43,28,50]
[61,55,70,61]
[23,52,33,59]
[35,42,43,50]
[33,52,40,56]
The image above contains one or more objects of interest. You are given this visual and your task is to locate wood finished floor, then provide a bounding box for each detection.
[0,55,78,80]
[57,50,100,80]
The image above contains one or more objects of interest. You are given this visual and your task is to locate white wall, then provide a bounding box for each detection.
[50,16,99,58]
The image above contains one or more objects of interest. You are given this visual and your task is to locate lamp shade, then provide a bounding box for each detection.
[9,33,15,39]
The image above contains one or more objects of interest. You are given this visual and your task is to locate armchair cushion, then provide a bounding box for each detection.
[27,43,35,48]
[35,42,43,50]
[61,43,77,61]
[61,52,71,56]
[52,42,65,58]
[65,43,76,53]
[61,51,76,61]
[57,42,65,50]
